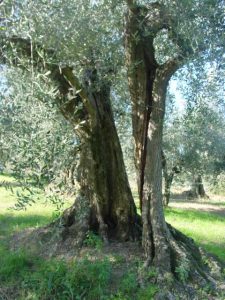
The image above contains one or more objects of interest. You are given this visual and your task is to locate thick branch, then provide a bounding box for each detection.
[60,66,95,118]
[0,35,95,117]
[126,0,136,8]
[159,55,184,82]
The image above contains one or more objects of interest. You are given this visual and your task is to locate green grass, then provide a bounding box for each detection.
[0,174,225,299]
[0,173,17,182]
[0,244,113,300]
[165,207,225,261]
[0,179,57,240]
[0,174,158,299]
[0,173,75,231]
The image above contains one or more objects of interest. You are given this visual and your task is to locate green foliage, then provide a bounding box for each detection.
[0,68,77,198]
[109,271,158,300]
[175,258,190,283]
[164,65,225,191]
[22,258,111,300]
[119,272,139,295]
[114,255,126,264]
[136,285,158,300]
[146,267,157,280]
[210,172,225,195]
[84,231,103,250]
[0,244,158,300]
[0,246,111,300]
[0,174,61,239]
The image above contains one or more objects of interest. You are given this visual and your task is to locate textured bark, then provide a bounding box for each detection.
[125,5,158,210]
[189,174,207,199]
[162,152,181,206]
[163,173,174,206]
[2,37,140,243]
[54,70,140,243]
[196,174,206,198]
[141,71,172,270]
[124,4,222,289]
[125,2,177,269]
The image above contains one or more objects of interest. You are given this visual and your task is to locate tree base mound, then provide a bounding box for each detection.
[9,218,225,299]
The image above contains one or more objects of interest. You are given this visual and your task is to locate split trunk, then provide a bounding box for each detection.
[124,3,219,286]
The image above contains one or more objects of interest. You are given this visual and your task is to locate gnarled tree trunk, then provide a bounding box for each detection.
[53,67,140,245]
[193,174,207,198]
[125,3,223,289]
[1,38,140,246]
[125,2,175,270]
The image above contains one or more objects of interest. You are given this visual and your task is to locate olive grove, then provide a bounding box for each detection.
[0,0,225,296]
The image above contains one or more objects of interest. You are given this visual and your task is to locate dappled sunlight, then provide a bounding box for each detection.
[0,213,53,237]
[165,207,225,261]
[0,175,59,238]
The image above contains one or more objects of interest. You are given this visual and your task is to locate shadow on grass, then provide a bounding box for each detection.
[202,243,225,262]
[165,207,225,261]
[0,181,23,188]
[170,193,225,205]
[165,207,224,222]
[0,213,53,237]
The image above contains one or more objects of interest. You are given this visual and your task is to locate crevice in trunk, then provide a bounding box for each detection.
[48,80,141,251]
[125,3,224,292]
[139,59,156,212]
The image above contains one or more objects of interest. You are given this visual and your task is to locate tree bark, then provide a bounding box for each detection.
[162,152,181,206]
[125,3,176,269]
[189,174,206,199]
[163,172,174,207]
[55,69,140,243]
[124,5,223,290]
[1,38,140,243]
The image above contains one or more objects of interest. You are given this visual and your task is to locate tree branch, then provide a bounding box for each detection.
[159,55,184,81]
[0,35,95,116]
[126,0,136,9]
[60,66,95,117]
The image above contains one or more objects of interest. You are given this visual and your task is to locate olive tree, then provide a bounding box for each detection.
[1,0,139,244]
[125,0,224,278]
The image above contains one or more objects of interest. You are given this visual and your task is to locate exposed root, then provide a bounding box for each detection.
[9,189,141,257]
[8,203,224,299]
[138,223,224,299]
[155,224,225,299]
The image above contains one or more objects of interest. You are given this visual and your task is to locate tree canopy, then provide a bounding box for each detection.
[0,0,225,297]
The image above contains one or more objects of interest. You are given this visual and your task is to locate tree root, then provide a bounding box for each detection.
[9,190,141,257]
[9,205,224,298]
[152,223,225,299]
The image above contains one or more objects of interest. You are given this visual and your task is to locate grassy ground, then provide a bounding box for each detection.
[165,207,225,261]
[0,175,56,243]
[0,174,225,299]
[0,174,158,300]
[165,190,225,262]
